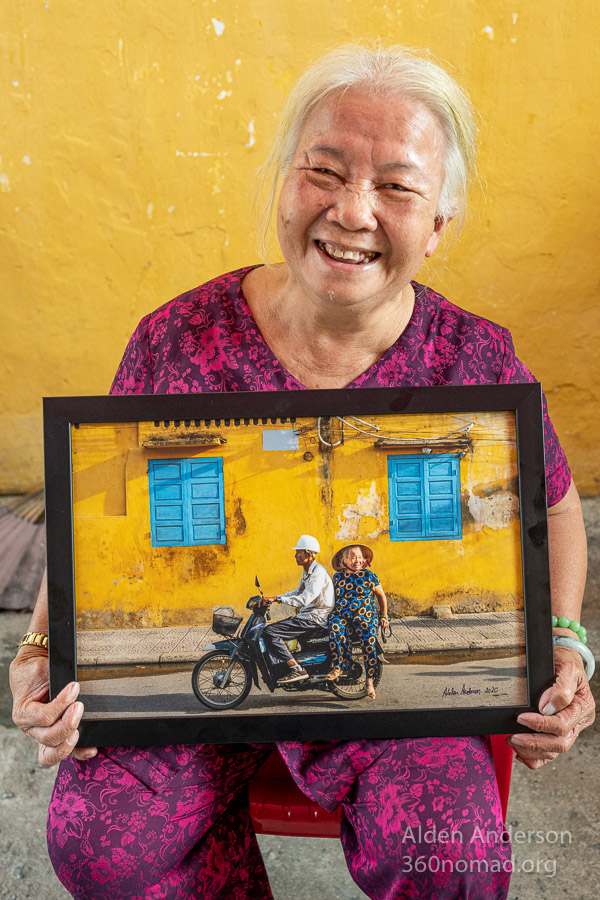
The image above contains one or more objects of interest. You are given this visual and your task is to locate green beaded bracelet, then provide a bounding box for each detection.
[552,615,588,644]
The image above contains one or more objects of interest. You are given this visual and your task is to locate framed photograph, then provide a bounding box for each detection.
[44,385,554,747]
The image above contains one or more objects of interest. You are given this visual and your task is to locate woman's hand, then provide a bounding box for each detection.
[10,647,97,767]
[507,646,596,769]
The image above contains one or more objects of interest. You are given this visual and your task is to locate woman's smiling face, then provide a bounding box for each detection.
[343,547,366,572]
[276,88,449,310]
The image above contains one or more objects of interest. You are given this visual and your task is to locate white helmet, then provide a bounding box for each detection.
[292,535,321,554]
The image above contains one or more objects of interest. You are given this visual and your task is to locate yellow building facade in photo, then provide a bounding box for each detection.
[72,410,522,630]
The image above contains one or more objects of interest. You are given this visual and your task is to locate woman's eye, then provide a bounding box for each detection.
[314,167,336,176]
[382,182,407,192]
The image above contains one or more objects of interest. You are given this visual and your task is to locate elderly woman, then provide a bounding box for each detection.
[10,44,594,900]
[328,543,388,700]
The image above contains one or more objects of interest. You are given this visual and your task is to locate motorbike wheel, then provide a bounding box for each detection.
[328,644,382,700]
[192,650,252,710]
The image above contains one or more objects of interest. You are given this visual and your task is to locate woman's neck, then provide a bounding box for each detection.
[242,264,415,389]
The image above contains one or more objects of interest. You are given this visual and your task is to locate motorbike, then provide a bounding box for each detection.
[191,576,385,710]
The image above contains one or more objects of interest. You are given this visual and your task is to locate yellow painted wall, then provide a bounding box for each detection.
[2,1,598,493]
[72,411,522,629]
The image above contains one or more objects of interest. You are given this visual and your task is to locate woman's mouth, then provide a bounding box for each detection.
[316,240,380,265]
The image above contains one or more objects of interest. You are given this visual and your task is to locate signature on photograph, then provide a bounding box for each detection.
[442,685,499,698]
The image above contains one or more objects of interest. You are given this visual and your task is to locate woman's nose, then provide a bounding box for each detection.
[325,184,378,232]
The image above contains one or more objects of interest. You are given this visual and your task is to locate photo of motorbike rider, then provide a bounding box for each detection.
[327,544,389,701]
[262,535,335,684]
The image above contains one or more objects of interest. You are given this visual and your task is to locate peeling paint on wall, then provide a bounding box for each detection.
[209,158,224,195]
[466,479,519,531]
[336,481,386,541]
[0,155,10,192]
[175,149,223,158]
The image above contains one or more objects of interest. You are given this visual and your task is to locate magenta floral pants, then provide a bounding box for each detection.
[48,737,511,899]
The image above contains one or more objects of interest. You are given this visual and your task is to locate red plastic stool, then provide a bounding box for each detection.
[249,736,513,838]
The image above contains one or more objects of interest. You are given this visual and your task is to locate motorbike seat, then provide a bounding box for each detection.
[303,625,329,642]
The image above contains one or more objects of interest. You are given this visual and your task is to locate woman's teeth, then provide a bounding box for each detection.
[317,240,378,263]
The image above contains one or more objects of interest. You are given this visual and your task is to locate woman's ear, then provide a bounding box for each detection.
[425,214,453,258]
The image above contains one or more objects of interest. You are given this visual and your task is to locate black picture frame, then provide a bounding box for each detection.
[44,384,554,747]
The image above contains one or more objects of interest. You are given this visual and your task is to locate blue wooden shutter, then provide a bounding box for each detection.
[188,459,226,545]
[388,454,461,541]
[149,458,226,547]
[425,457,461,539]
[149,460,187,546]
[388,457,425,539]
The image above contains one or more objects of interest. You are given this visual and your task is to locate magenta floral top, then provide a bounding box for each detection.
[111,265,570,506]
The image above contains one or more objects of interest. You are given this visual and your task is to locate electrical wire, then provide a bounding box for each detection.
[345,415,379,431]
[334,417,473,444]
[316,417,343,447]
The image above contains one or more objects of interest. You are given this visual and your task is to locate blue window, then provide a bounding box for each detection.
[387,454,462,541]
[148,458,226,547]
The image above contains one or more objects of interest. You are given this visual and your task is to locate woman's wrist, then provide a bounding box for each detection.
[14,643,49,662]
[16,630,49,659]
[19,631,49,650]
[553,636,595,680]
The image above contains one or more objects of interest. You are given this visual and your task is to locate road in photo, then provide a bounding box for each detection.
[78,651,527,719]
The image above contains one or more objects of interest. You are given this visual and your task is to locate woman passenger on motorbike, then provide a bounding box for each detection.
[11,43,594,900]
[327,544,388,700]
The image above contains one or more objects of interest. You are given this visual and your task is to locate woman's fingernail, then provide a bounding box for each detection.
[542,703,556,716]
[66,732,78,748]
[66,682,79,701]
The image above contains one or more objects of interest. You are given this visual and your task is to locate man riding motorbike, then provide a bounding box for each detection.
[262,535,335,684]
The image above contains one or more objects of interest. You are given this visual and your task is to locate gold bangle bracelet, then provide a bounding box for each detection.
[18,631,49,651]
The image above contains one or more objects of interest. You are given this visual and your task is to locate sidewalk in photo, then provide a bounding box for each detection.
[77,611,525,666]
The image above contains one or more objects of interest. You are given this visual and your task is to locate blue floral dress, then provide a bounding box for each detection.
[330,568,381,678]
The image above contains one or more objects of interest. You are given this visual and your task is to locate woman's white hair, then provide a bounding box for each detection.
[256,42,477,258]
